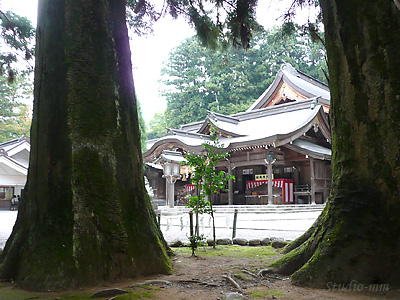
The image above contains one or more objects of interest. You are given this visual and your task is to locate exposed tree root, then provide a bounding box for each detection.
[242,269,258,278]
[281,215,321,254]
[130,280,172,288]
[90,288,128,298]
[176,279,219,287]
[222,274,242,291]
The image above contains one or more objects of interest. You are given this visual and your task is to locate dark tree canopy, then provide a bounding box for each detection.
[127,0,259,49]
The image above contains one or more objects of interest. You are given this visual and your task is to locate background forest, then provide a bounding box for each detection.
[0,71,31,142]
[147,27,326,140]
[0,11,34,142]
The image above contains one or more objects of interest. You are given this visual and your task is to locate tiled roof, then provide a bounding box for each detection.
[144,98,330,161]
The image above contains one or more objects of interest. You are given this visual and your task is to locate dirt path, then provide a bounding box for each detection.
[1,246,399,299]
[125,246,399,300]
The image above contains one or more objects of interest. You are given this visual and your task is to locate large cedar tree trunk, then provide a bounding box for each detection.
[269,0,400,287]
[0,0,172,290]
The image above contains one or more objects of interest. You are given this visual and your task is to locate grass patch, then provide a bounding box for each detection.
[233,272,254,281]
[0,285,51,300]
[174,245,277,259]
[251,289,285,298]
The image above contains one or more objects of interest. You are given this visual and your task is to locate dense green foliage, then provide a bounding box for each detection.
[184,129,234,251]
[0,10,35,80]
[136,100,147,152]
[158,28,326,130]
[0,71,32,142]
[0,10,35,142]
[146,111,167,140]
[127,0,259,49]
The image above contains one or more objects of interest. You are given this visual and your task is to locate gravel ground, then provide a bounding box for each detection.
[159,210,321,243]
[0,211,18,249]
[0,209,322,249]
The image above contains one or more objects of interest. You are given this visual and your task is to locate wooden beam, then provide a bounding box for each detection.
[230,159,286,168]
[310,158,316,205]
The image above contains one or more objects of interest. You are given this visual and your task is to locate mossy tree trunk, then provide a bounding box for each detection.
[0,0,172,291]
[269,0,400,287]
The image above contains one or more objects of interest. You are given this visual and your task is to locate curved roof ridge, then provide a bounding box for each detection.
[0,155,28,175]
[167,127,210,139]
[235,98,321,121]
[282,63,329,90]
[196,115,244,138]
[208,110,239,124]
[179,120,204,131]
[247,63,330,111]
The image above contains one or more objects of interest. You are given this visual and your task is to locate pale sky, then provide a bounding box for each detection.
[0,0,316,123]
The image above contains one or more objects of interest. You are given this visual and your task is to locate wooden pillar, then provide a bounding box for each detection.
[324,164,329,203]
[310,158,316,205]
[294,164,300,185]
[294,164,300,204]
[228,160,233,205]
[267,162,273,205]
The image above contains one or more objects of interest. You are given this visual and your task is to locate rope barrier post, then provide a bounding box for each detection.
[232,209,238,239]
[189,211,194,238]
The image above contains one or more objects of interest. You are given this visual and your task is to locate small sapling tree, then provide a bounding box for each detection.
[184,127,234,252]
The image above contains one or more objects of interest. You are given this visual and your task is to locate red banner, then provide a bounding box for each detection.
[246,179,294,203]
[185,184,196,193]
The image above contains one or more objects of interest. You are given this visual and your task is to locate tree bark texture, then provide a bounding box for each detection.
[0,0,172,290]
[269,0,400,287]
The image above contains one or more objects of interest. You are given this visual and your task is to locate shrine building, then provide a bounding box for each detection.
[143,63,332,207]
[0,136,30,209]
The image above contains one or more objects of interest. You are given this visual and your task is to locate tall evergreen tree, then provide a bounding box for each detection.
[0,10,35,81]
[0,0,260,290]
[0,71,32,142]
[146,111,167,140]
[267,0,400,287]
[0,0,172,290]
[0,10,35,141]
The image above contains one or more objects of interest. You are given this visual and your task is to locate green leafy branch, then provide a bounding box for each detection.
[183,125,235,251]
